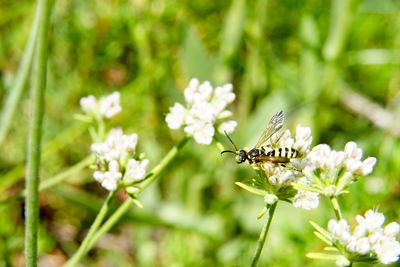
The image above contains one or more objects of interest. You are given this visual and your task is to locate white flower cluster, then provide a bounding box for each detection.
[91,128,149,191]
[166,78,237,145]
[80,91,122,119]
[328,210,400,265]
[301,141,377,197]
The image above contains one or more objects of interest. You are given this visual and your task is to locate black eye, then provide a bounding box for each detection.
[236,150,247,163]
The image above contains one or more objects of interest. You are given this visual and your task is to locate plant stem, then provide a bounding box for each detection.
[63,191,116,267]
[250,202,278,267]
[38,155,94,192]
[0,1,40,146]
[63,136,191,266]
[87,198,134,249]
[25,0,51,266]
[330,196,343,220]
[135,136,190,191]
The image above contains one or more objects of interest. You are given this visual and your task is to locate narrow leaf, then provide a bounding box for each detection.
[235,182,267,196]
[310,221,332,240]
[306,252,338,260]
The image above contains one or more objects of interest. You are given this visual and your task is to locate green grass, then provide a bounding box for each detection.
[1,0,399,266]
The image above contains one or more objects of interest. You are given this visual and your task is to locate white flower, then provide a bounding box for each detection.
[344,141,363,160]
[166,103,186,129]
[293,190,319,210]
[356,210,385,232]
[93,160,122,191]
[184,121,214,145]
[99,91,121,118]
[302,141,376,197]
[124,159,149,183]
[375,236,400,264]
[294,125,313,153]
[328,219,352,244]
[326,210,400,265]
[80,91,121,119]
[218,120,237,134]
[384,222,400,237]
[347,236,370,254]
[166,78,236,145]
[91,128,138,162]
[359,157,377,176]
[80,95,97,114]
[90,129,148,192]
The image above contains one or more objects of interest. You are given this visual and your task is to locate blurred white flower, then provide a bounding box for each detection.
[124,159,149,183]
[218,120,237,134]
[91,128,138,162]
[326,210,400,265]
[293,190,319,210]
[166,103,186,129]
[93,160,122,191]
[80,91,121,119]
[300,141,377,197]
[166,78,236,145]
[91,128,149,191]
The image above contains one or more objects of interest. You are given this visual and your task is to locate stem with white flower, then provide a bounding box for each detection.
[251,202,278,267]
[63,136,190,266]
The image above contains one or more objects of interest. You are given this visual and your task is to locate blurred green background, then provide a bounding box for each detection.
[1,0,399,266]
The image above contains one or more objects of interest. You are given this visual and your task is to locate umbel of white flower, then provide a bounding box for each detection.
[80,91,122,119]
[165,78,237,145]
[327,210,400,265]
[91,128,149,191]
[299,141,377,197]
[241,125,320,210]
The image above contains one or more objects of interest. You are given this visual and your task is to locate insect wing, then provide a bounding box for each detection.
[254,111,284,148]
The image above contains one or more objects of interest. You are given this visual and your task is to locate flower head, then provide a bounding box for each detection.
[91,128,149,191]
[166,78,236,145]
[300,141,376,197]
[80,91,121,119]
[322,210,400,265]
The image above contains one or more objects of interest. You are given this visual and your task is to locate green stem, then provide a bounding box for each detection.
[24,0,51,266]
[330,196,343,220]
[0,1,40,146]
[87,198,134,249]
[250,202,278,267]
[63,191,116,267]
[64,137,190,266]
[134,136,190,191]
[322,0,355,62]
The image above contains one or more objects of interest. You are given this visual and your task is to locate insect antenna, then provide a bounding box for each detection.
[221,131,239,155]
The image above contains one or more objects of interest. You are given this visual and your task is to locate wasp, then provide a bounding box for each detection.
[221,111,300,164]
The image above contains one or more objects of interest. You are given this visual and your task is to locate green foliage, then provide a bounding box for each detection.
[1,0,399,266]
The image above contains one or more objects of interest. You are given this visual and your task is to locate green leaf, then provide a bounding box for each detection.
[310,221,332,241]
[180,27,217,81]
[257,207,267,220]
[131,198,143,209]
[235,182,267,196]
[314,231,333,246]
[306,252,338,260]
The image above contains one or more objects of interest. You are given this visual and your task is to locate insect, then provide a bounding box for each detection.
[221,111,300,164]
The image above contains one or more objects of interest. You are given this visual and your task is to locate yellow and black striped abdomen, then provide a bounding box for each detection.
[258,147,300,163]
[263,147,300,161]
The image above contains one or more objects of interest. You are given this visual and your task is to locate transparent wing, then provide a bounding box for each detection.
[254,111,284,148]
